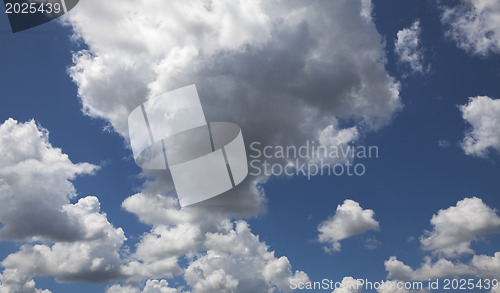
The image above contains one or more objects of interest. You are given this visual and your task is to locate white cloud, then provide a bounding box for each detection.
[472,252,500,276]
[385,197,500,282]
[142,280,181,293]
[0,118,99,241]
[118,222,208,283]
[105,219,308,292]
[1,231,124,283]
[67,0,400,135]
[187,269,238,293]
[459,96,500,157]
[107,284,140,293]
[135,224,202,262]
[395,21,429,74]
[32,0,401,289]
[318,199,380,252]
[0,198,126,284]
[121,177,265,225]
[122,193,206,226]
[0,119,126,291]
[184,221,309,293]
[0,268,52,293]
[0,116,307,292]
[385,256,471,281]
[442,0,500,55]
[65,0,401,214]
[385,252,500,281]
[332,277,363,293]
[420,197,500,257]
[121,257,182,283]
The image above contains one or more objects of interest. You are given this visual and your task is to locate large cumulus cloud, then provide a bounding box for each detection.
[65,0,401,214]
[0,0,404,291]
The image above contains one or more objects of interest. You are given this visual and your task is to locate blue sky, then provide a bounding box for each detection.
[0,0,500,292]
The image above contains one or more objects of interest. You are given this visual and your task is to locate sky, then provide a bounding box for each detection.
[0,0,499,292]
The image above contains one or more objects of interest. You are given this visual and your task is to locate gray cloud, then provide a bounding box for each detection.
[60,0,402,289]
[66,0,401,215]
[0,0,403,290]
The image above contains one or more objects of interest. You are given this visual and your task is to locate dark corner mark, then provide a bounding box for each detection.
[4,0,79,33]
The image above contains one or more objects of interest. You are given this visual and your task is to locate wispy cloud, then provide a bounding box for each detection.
[395,20,429,74]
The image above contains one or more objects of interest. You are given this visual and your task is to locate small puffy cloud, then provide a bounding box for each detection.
[332,277,363,293]
[395,21,429,74]
[318,199,380,252]
[442,0,500,55]
[420,197,500,257]
[385,252,500,281]
[459,96,500,158]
